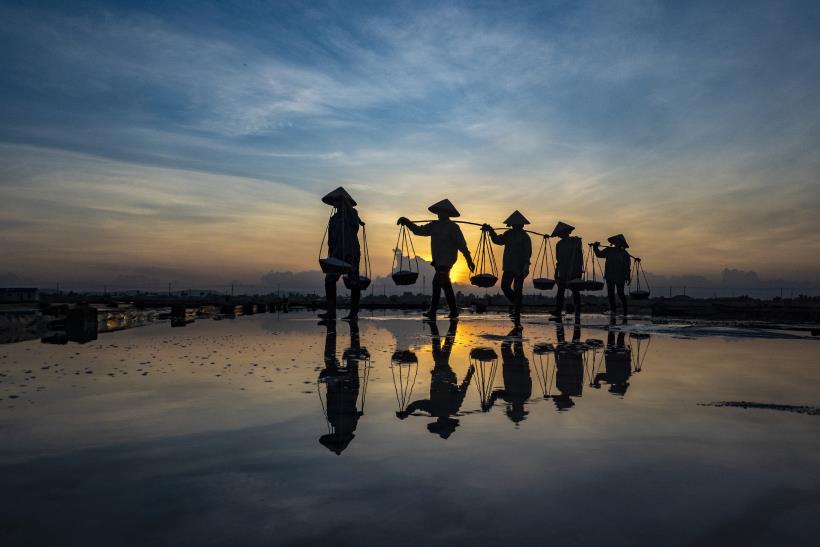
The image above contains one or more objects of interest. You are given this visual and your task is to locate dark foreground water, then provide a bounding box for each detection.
[1,311,818,546]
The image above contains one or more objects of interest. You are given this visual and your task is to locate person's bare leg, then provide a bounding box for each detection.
[442,271,458,318]
[553,281,566,317]
[424,270,443,319]
[319,274,339,319]
[617,282,628,316]
[572,288,581,322]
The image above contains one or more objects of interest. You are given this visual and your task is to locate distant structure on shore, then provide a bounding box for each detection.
[0,288,39,303]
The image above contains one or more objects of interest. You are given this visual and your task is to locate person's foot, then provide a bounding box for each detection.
[448,310,460,319]
[317,318,336,327]
[318,311,336,320]
[549,309,562,317]
[508,305,515,316]
[342,313,358,321]
[422,310,437,320]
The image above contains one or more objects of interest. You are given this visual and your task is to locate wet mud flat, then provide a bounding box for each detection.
[0,312,818,546]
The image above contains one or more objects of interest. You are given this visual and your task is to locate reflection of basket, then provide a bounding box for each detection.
[533,342,554,355]
[533,277,555,290]
[470,274,498,288]
[585,280,604,291]
[319,257,352,274]
[567,278,586,290]
[630,289,650,300]
[343,275,371,290]
[392,270,418,286]
[470,347,498,361]
[629,332,651,340]
[391,350,418,364]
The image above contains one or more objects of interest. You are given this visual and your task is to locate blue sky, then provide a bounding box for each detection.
[1,0,819,287]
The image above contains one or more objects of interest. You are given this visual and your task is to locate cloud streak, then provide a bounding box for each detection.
[0,1,819,284]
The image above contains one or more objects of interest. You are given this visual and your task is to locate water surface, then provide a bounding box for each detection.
[1,312,818,546]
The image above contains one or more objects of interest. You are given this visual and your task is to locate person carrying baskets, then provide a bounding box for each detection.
[319,187,365,321]
[593,234,632,317]
[551,221,583,321]
[482,210,532,325]
[397,199,475,320]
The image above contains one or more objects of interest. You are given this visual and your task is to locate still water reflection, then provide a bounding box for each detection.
[0,311,818,546]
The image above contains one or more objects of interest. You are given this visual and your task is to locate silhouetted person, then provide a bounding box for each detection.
[553,322,583,410]
[594,234,631,317]
[318,320,364,455]
[398,199,475,320]
[485,331,532,425]
[483,211,532,325]
[319,187,365,321]
[401,320,474,438]
[594,330,632,396]
[551,221,583,321]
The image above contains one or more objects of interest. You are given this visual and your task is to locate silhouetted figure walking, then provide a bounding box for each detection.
[485,331,532,425]
[594,330,632,396]
[318,320,365,455]
[594,234,631,316]
[319,187,365,321]
[551,221,583,321]
[553,322,583,411]
[401,321,474,439]
[483,211,532,325]
[398,199,475,320]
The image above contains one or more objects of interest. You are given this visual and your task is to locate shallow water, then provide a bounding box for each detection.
[1,311,818,546]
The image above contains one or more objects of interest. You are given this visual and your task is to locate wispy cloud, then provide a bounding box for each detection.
[0,1,819,283]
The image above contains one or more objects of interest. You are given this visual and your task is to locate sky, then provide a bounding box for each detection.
[1,0,819,290]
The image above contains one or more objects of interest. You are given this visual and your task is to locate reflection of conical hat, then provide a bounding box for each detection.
[428,199,460,217]
[319,433,355,454]
[551,221,575,237]
[427,417,459,438]
[503,210,530,226]
[607,234,629,248]
[321,186,357,207]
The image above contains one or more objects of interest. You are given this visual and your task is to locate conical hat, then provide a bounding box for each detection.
[607,234,629,248]
[503,210,530,226]
[321,186,357,207]
[551,221,575,237]
[428,199,460,217]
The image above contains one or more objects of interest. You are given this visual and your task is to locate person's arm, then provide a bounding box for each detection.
[484,224,504,245]
[397,217,432,236]
[626,254,632,284]
[454,225,475,271]
[593,241,607,259]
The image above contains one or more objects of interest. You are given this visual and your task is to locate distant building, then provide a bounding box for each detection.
[0,288,39,303]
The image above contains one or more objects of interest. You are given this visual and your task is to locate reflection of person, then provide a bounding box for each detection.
[319,187,365,321]
[594,234,631,317]
[398,199,475,320]
[594,330,632,396]
[483,211,533,325]
[553,323,583,410]
[485,331,532,424]
[318,320,365,455]
[401,320,474,438]
[551,221,583,321]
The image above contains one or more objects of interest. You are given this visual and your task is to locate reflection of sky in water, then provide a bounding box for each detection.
[0,312,818,545]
